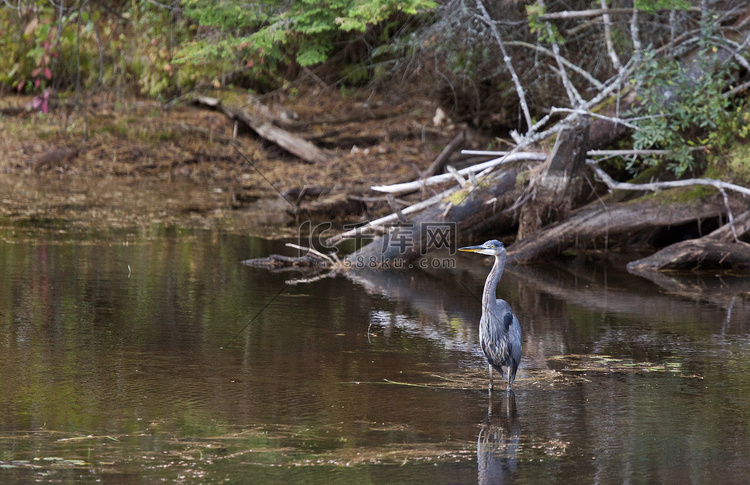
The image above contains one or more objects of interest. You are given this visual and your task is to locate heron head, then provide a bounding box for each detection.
[458,239,505,256]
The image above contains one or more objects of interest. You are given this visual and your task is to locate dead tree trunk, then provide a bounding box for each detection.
[518,116,591,239]
[627,210,750,272]
[345,166,523,267]
[508,196,726,264]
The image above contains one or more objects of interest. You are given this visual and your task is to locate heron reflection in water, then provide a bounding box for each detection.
[478,391,520,484]
[459,240,522,392]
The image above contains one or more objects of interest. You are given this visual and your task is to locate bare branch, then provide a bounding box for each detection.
[537,0,584,107]
[630,7,642,67]
[549,107,639,130]
[474,0,533,131]
[538,6,698,20]
[506,41,605,89]
[370,152,547,194]
[539,7,636,20]
[587,160,750,198]
[285,243,336,265]
[464,149,689,157]
[600,0,623,73]
[719,189,739,242]
[726,79,750,98]
[327,186,461,246]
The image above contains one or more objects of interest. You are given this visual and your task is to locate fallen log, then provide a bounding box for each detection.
[194,96,332,164]
[344,166,524,267]
[507,196,726,264]
[628,239,750,272]
[626,210,750,272]
[326,186,460,246]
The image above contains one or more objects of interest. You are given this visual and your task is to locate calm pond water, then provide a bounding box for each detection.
[1,224,750,483]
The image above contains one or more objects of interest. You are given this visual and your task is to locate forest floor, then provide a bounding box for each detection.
[0,85,479,237]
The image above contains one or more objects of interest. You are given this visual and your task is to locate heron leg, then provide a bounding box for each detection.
[488,365,493,392]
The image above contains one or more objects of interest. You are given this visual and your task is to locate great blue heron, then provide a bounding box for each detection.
[459,240,522,392]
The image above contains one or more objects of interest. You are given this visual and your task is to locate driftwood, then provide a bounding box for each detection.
[628,239,750,272]
[424,130,466,177]
[326,186,460,247]
[507,196,727,264]
[194,96,331,164]
[345,166,524,266]
[627,210,750,272]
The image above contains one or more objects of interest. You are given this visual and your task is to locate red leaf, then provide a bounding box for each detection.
[31,68,41,77]
[35,78,41,88]
[43,68,51,79]
[16,80,25,92]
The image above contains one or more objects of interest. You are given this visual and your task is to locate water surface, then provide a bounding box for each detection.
[0,225,749,483]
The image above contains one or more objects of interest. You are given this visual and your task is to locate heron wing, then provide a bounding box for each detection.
[502,310,513,332]
[498,300,522,372]
[480,301,517,374]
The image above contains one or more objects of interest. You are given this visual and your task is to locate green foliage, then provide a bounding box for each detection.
[634,0,691,14]
[628,41,732,177]
[127,5,180,98]
[181,0,270,30]
[177,0,437,86]
[525,4,564,44]
[0,0,435,97]
[0,2,182,98]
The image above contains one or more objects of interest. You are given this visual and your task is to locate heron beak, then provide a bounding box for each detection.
[458,245,486,253]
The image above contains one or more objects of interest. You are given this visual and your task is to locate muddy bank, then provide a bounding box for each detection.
[0,87,476,234]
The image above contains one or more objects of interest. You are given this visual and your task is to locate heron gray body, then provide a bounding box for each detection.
[459,240,522,391]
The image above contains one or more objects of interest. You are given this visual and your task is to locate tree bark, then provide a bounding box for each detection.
[626,210,750,272]
[518,116,590,239]
[345,166,523,267]
[508,196,726,264]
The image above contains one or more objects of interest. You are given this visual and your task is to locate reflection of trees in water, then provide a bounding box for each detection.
[478,392,521,485]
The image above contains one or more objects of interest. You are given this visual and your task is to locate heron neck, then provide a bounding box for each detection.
[483,253,505,310]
